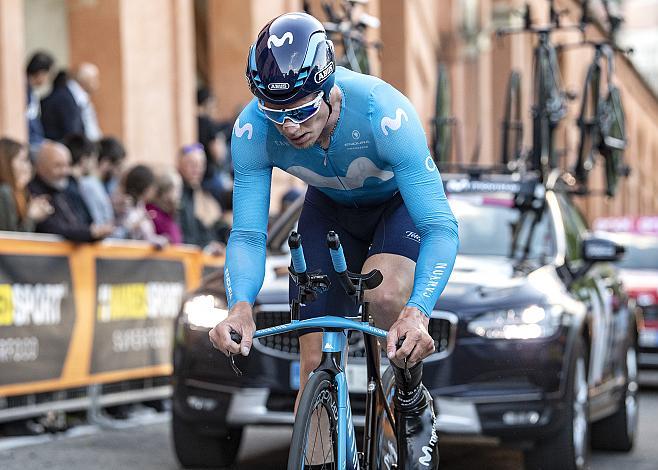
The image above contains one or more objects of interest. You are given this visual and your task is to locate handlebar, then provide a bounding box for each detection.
[496,22,583,38]
[288,231,307,275]
[555,40,633,55]
[327,231,357,296]
[327,231,347,273]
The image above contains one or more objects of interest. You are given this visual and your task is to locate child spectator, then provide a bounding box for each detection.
[0,137,53,231]
[146,170,183,244]
[98,136,126,196]
[63,134,114,225]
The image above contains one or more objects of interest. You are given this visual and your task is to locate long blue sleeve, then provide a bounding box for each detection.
[224,114,272,308]
[369,83,459,316]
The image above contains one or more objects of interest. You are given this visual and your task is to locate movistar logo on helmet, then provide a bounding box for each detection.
[314,61,335,84]
[268,82,290,91]
[267,32,294,49]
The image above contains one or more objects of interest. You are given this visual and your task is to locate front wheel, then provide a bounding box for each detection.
[288,370,339,470]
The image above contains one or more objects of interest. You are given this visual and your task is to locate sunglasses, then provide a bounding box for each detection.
[258,92,324,125]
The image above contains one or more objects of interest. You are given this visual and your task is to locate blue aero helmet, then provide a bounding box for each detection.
[246,12,336,107]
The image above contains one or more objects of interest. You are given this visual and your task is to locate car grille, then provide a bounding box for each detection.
[254,309,301,355]
[254,305,457,359]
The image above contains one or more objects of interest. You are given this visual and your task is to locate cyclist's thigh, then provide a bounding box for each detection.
[291,187,370,322]
[364,194,419,329]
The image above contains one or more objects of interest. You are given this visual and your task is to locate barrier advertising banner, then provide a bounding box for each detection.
[0,254,75,385]
[90,258,186,374]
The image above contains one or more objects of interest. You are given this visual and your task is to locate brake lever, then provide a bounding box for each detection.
[396,335,411,382]
[228,331,243,377]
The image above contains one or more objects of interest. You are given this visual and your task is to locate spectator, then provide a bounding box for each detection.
[63,134,113,225]
[177,143,230,252]
[146,170,183,244]
[26,51,54,152]
[0,137,53,231]
[69,63,102,141]
[28,140,112,242]
[40,70,85,142]
[40,63,102,143]
[98,136,126,196]
[114,164,168,246]
[197,87,233,210]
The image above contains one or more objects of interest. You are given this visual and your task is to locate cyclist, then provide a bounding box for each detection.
[209,12,458,469]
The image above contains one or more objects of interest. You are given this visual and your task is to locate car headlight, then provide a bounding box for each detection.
[467,305,563,339]
[182,295,228,329]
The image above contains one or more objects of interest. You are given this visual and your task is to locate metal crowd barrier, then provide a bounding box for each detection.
[0,231,223,423]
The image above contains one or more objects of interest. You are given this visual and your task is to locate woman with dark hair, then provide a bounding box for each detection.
[0,137,53,231]
[113,164,167,246]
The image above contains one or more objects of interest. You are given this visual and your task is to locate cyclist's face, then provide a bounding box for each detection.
[265,94,329,149]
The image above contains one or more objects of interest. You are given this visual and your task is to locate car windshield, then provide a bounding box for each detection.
[607,233,658,270]
[448,193,556,261]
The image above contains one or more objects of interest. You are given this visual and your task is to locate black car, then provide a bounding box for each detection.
[172,172,638,470]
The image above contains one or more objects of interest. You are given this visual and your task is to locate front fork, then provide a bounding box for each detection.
[321,330,360,470]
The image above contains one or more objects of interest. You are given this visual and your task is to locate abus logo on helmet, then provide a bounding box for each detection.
[268,82,289,91]
[314,61,334,84]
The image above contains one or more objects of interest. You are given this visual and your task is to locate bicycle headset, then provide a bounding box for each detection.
[246,12,336,110]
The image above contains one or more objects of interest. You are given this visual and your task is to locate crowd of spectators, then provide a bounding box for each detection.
[0,50,239,255]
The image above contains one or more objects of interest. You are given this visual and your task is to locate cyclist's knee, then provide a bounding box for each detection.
[366,288,405,324]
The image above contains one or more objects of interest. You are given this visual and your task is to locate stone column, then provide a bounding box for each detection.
[380,0,440,137]
[207,0,302,122]
[206,0,304,213]
[68,0,196,167]
[0,0,27,141]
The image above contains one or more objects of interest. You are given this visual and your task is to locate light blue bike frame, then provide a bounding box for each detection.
[253,315,388,470]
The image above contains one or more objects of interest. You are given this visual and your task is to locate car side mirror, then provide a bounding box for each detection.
[568,236,625,287]
[582,236,625,263]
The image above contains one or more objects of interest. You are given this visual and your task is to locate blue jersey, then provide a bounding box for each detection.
[225,67,459,316]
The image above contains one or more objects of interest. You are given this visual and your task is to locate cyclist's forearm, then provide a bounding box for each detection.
[224,230,267,308]
[406,219,459,317]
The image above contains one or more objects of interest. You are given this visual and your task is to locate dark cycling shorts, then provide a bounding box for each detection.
[290,186,420,322]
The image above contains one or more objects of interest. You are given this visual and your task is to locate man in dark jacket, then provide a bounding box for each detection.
[28,141,112,242]
[40,70,84,142]
[177,143,230,252]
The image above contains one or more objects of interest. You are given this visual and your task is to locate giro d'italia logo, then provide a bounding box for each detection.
[352,130,360,140]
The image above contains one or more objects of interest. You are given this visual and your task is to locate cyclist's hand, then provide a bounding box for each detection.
[209,302,255,357]
[386,306,433,368]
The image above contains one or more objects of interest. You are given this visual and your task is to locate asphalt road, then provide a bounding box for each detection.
[1,387,658,470]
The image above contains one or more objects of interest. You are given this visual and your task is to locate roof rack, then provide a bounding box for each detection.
[437,162,512,177]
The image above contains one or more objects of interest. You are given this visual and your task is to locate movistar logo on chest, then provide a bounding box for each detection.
[268,82,289,91]
[314,61,334,83]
